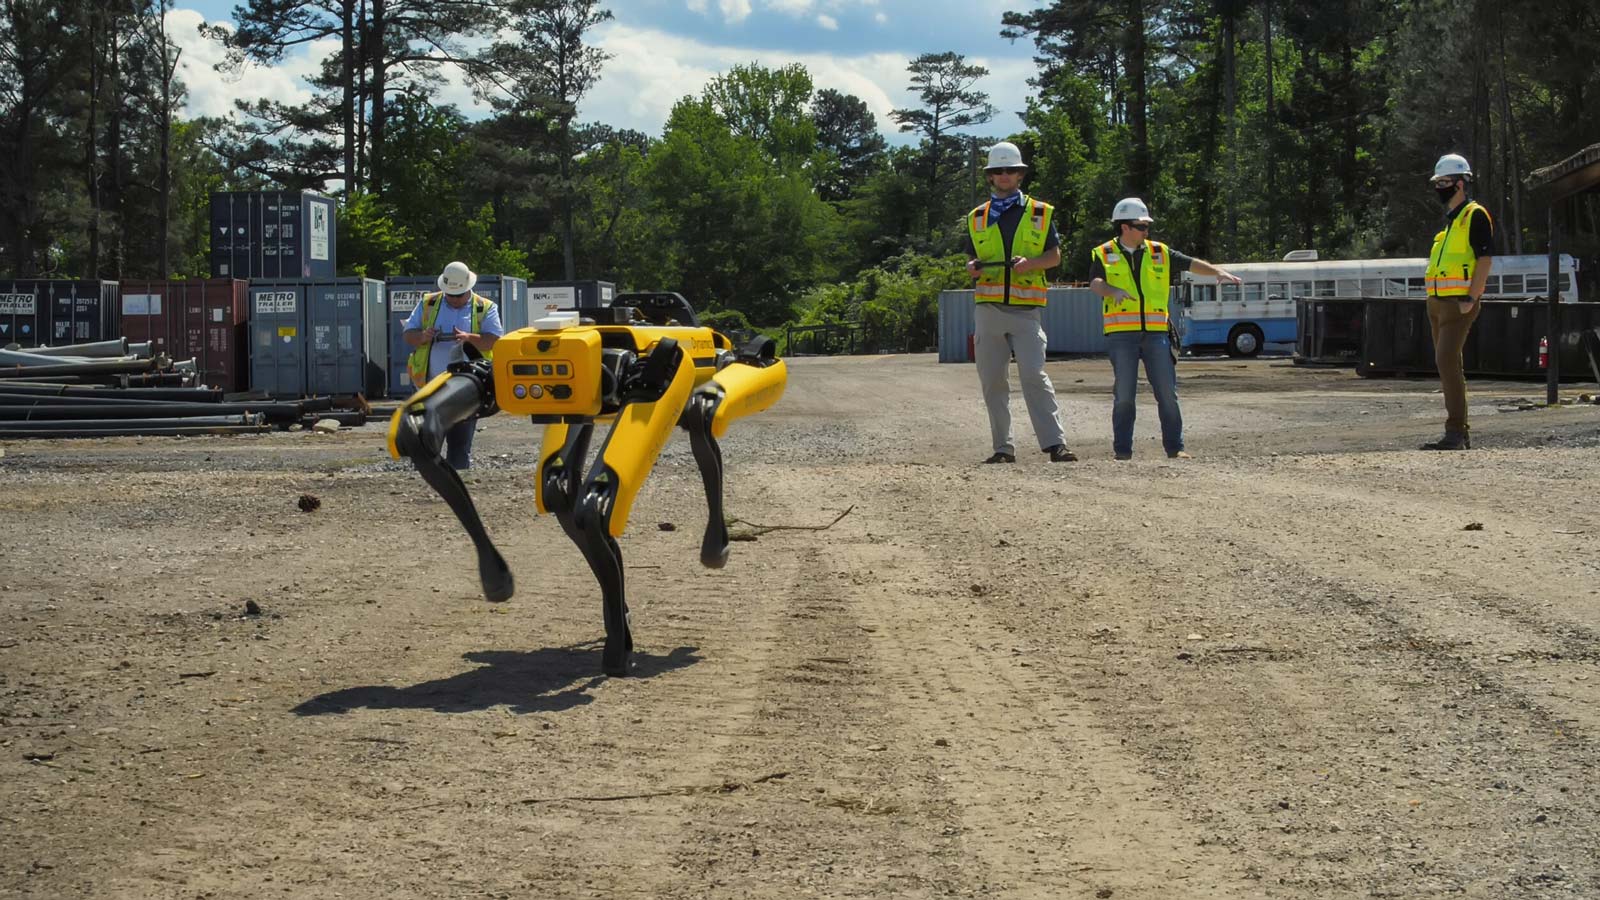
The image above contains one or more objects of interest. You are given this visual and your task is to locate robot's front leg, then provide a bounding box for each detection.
[388,362,514,602]
[573,338,698,676]
[538,418,634,671]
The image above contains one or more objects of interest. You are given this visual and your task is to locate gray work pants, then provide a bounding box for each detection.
[974,303,1065,455]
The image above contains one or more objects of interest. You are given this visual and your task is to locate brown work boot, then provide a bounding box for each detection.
[1420,431,1471,451]
[982,451,1016,464]
[1046,444,1078,462]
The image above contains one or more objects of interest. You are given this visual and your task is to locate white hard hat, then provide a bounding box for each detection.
[437,260,478,294]
[1111,197,1153,223]
[984,141,1027,171]
[1431,154,1472,183]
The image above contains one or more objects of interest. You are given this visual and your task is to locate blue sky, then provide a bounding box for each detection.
[170,0,1042,144]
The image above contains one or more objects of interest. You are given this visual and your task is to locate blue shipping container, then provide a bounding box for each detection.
[248,278,386,398]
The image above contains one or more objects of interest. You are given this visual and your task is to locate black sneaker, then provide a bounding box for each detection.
[1420,432,1471,451]
[982,451,1016,464]
[1046,444,1078,462]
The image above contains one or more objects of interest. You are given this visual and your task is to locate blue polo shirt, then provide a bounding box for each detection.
[403,294,504,381]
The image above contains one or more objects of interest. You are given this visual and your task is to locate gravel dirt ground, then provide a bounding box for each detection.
[3,353,1599,900]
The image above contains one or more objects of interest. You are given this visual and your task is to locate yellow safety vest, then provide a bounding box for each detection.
[1094,239,1172,334]
[406,292,493,388]
[968,196,1053,306]
[1426,201,1491,298]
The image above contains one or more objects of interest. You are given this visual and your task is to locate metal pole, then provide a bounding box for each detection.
[1547,205,1561,405]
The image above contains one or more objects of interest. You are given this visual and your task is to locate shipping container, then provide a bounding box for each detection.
[210,191,338,280]
[248,277,385,398]
[118,279,249,391]
[382,275,527,398]
[938,288,1108,362]
[0,280,119,349]
[527,280,615,314]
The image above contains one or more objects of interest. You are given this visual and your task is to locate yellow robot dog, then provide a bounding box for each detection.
[387,292,787,676]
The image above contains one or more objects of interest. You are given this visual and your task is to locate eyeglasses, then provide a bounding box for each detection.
[1430,177,1459,188]
[990,167,1025,175]
[1128,223,1151,232]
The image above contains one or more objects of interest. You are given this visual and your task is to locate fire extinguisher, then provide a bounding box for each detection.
[1538,336,1549,369]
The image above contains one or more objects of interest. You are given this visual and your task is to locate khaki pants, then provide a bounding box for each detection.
[1427,296,1481,434]
[974,303,1065,455]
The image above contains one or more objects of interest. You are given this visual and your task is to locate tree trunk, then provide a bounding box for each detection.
[1496,14,1522,253]
[157,2,178,278]
[369,0,387,193]
[1340,39,1358,223]
[342,0,356,192]
[558,36,576,280]
[1126,0,1150,194]
[1263,0,1276,258]
[1196,27,1225,258]
[355,0,368,185]
[86,7,104,279]
[1223,5,1237,249]
[108,9,124,279]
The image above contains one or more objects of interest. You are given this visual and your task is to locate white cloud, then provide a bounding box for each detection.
[874,11,888,23]
[767,0,814,14]
[817,14,839,29]
[167,8,1038,151]
[719,0,753,23]
[168,9,320,119]
[584,24,1034,145]
[686,0,708,11]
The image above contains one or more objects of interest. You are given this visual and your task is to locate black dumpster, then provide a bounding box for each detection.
[1359,298,1600,380]
[1295,298,1367,365]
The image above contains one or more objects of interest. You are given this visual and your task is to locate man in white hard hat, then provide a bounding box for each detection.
[1088,197,1240,460]
[1420,153,1494,451]
[402,261,505,469]
[962,140,1074,464]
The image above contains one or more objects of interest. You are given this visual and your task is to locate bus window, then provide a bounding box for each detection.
[1242,282,1265,303]
[1559,274,1572,292]
[1314,280,1337,297]
[1407,277,1426,297]
[1195,284,1216,302]
[1361,278,1384,296]
[1221,283,1241,302]
[1292,281,1312,298]
[1384,279,1408,297]
[1267,281,1289,301]
[1482,276,1501,295]
[1527,275,1547,292]
[1501,274,1523,294]
[1336,279,1360,297]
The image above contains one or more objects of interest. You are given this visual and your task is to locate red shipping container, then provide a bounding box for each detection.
[118,279,250,392]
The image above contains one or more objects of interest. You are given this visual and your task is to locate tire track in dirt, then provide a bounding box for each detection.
[661,464,1262,899]
[946,461,1600,897]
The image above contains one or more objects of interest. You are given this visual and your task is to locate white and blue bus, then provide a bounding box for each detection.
[1173,251,1581,356]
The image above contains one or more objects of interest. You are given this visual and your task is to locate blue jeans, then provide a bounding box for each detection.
[1107,330,1183,457]
[445,417,478,470]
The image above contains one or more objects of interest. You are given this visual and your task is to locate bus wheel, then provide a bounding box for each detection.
[1227,324,1264,358]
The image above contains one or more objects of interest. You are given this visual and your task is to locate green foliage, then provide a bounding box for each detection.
[640,95,841,325]
[8,2,1600,320]
[337,190,412,277]
[794,252,970,352]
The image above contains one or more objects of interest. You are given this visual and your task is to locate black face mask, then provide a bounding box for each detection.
[1436,184,1459,206]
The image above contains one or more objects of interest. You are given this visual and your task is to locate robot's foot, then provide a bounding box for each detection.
[601,611,635,676]
[601,630,634,676]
